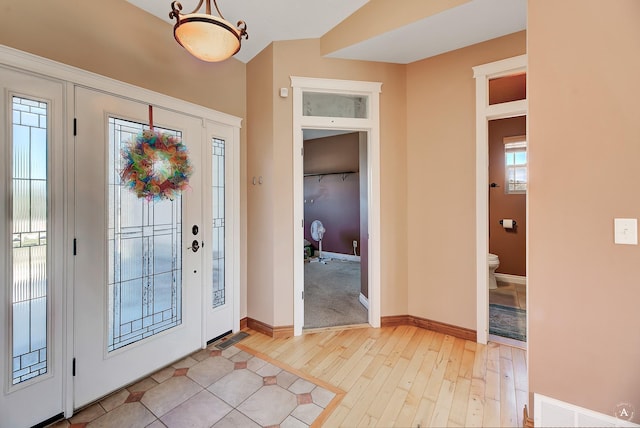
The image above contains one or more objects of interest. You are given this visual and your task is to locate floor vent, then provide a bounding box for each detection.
[214,331,250,350]
[534,394,639,427]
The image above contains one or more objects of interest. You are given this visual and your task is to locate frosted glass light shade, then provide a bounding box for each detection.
[174,13,241,62]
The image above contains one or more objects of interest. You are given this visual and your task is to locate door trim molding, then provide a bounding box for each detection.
[0,46,241,128]
[291,76,382,336]
[473,54,527,345]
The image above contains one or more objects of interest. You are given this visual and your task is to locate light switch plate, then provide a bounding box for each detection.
[614,218,638,245]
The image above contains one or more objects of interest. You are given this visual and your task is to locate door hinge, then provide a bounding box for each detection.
[73,238,77,256]
[302,291,304,300]
[73,118,77,136]
[301,147,304,156]
[301,219,304,228]
[72,358,76,376]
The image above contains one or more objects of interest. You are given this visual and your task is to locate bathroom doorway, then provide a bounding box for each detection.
[488,115,527,346]
[473,55,527,345]
[302,130,369,329]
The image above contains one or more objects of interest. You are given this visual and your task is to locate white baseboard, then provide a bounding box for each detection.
[359,293,369,310]
[315,251,361,262]
[495,273,527,285]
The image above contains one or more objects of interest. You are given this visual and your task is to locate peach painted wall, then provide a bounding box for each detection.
[489,116,526,277]
[0,0,249,318]
[528,0,640,419]
[0,0,246,118]
[246,45,275,324]
[406,31,526,329]
[245,38,408,326]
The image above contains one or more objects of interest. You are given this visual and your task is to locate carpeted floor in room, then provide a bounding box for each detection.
[304,259,368,329]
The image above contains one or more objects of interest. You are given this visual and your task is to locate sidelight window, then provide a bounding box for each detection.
[11,96,49,384]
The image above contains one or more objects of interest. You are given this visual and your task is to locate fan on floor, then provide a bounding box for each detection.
[310,220,327,263]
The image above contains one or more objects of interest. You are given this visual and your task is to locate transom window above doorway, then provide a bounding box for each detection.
[302,91,368,119]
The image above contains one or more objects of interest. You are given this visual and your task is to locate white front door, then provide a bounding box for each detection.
[0,68,65,427]
[73,87,208,407]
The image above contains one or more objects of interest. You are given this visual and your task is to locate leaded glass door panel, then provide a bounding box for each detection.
[203,122,238,342]
[0,67,65,428]
[73,88,204,408]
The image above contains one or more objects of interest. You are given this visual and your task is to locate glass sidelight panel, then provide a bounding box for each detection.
[211,138,225,308]
[107,118,182,352]
[11,96,49,385]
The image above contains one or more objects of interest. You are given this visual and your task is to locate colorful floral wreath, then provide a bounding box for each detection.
[120,129,193,201]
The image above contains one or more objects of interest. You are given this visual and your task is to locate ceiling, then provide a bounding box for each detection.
[127,0,526,64]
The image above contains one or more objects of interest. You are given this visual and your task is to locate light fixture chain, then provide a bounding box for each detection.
[170,0,206,18]
[212,0,225,20]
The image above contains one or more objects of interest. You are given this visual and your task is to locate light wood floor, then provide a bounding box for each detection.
[241,325,528,427]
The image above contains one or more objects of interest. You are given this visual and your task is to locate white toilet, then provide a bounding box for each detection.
[488,253,500,289]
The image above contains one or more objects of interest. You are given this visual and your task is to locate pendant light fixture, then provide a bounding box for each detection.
[170,0,248,62]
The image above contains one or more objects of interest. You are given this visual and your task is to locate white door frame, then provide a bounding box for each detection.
[473,54,527,344]
[291,76,382,336]
[0,45,241,419]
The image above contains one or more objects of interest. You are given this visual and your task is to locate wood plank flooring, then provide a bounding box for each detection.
[240,325,528,427]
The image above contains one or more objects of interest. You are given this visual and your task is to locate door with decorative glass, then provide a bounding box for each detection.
[0,68,65,427]
[73,87,208,408]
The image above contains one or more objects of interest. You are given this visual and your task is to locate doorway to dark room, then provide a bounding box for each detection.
[302,129,368,329]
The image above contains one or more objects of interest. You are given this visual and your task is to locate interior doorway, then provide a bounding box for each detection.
[302,130,368,329]
[291,76,382,336]
[473,55,527,345]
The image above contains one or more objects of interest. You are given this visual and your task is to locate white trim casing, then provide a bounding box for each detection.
[291,76,382,336]
[0,46,241,129]
[473,54,527,345]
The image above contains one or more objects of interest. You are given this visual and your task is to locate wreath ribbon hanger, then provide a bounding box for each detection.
[119,108,193,202]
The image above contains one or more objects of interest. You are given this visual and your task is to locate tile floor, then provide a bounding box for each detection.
[489,281,526,310]
[47,342,341,428]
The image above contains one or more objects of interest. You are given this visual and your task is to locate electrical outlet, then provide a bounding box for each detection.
[353,240,358,248]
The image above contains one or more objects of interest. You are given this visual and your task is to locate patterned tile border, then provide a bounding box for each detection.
[235,343,345,428]
[48,338,345,427]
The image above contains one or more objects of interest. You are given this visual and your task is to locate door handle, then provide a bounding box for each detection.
[188,240,200,252]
